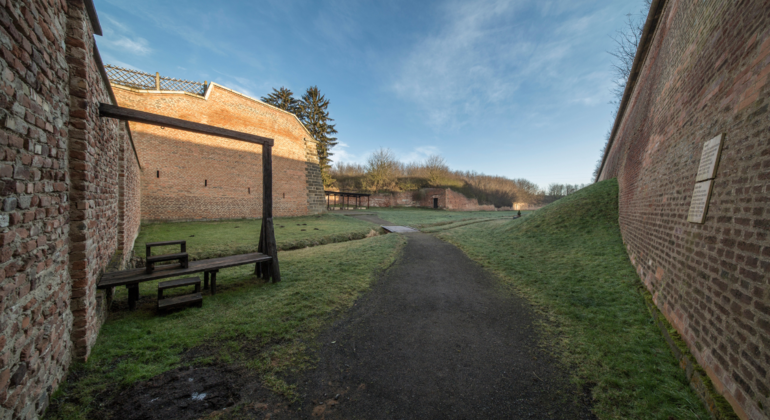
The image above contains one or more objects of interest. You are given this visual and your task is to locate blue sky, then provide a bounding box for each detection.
[94,0,643,189]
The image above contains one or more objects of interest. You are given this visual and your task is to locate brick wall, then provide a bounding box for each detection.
[366,188,496,211]
[599,1,770,418]
[117,124,140,268]
[112,84,324,221]
[0,1,142,418]
[0,0,73,418]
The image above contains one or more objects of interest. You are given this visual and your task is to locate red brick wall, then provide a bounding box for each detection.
[0,0,73,418]
[0,1,143,417]
[117,124,140,267]
[112,84,324,221]
[599,1,770,418]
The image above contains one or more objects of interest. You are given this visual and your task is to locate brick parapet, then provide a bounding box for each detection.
[0,1,74,418]
[112,84,321,221]
[599,1,770,418]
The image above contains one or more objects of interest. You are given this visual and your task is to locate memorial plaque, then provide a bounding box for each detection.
[687,180,713,224]
[695,133,724,182]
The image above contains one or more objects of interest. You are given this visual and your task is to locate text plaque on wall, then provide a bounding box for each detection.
[687,180,713,224]
[695,133,724,182]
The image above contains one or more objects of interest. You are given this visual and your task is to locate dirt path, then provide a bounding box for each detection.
[296,231,595,419]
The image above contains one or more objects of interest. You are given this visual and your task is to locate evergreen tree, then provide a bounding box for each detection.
[260,87,301,115]
[299,86,338,187]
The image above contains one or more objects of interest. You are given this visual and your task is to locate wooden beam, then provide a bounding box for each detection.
[99,103,274,147]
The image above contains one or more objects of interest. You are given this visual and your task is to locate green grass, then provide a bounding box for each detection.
[434,179,709,420]
[46,234,406,420]
[351,207,525,228]
[134,213,379,260]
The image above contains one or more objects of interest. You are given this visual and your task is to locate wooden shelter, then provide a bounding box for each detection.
[325,191,371,210]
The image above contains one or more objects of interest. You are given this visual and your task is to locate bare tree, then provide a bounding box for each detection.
[424,155,449,186]
[366,148,399,192]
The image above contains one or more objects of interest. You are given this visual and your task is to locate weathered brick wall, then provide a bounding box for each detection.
[599,1,770,418]
[367,188,496,211]
[117,124,140,267]
[112,84,324,221]
[66,0,127,362]
[1,1,142,418]
[0,0,73,418]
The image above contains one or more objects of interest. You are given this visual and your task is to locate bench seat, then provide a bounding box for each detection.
[158,293,202,311]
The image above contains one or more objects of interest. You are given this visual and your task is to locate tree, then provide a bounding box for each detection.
[299,86,338,187]
[260,87,300,115]
[424,154,448,186]
[366,148,399,192]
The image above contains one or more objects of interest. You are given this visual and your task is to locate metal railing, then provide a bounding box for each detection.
[105,64,207,96]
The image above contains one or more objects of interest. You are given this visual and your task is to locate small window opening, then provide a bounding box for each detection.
[205,180,208,187]
[248,187,251,194]
[156,170,160,178]
[283,192,285,198]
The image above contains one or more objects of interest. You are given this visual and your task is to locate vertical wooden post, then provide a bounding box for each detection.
[155,72,161,90]
[262,145,281,282]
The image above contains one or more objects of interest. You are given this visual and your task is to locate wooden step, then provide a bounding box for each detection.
[158,277,200,300]
[158,292,202,311]
[158,277,200,291]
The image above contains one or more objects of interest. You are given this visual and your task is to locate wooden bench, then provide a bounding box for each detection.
[145,241,188,274]
[99,252,273,309]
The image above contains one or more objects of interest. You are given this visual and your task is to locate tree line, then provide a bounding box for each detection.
[330,148,579,207]
[261,86,338,186]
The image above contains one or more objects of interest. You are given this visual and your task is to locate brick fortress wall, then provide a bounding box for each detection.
[0,1,142,418]
[112,84,325,221]
[598,1,770,418]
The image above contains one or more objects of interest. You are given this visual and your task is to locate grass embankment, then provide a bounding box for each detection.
[135,213,379,260]
[47,234,406,419]
[361,207,523,228]
[435,179,709,419]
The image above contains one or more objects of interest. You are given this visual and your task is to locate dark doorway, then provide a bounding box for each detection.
[433,198,438,209]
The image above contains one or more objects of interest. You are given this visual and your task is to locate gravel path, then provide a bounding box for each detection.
[297,230,595,419]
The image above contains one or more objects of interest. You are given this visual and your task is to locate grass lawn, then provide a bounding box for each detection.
[134,213,379,260]
[46,234,406,420]
[433,179,711,420]
[345,207,524,228]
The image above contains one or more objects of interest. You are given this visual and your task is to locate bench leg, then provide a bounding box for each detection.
[204,271,209,290]
[194,281,200,293]
[158,287,163,301]
[210,271,218,295]
[127,284,139,310]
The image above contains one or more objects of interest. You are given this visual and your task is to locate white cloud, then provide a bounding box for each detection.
[399,146,440,164]
[99,13,152,56]
[391,0,614,130]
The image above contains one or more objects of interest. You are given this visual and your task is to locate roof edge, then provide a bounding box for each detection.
[83,0,102,36]
[595,0,667,182]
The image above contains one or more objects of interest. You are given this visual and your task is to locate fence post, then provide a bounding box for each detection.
[155,72,160,90]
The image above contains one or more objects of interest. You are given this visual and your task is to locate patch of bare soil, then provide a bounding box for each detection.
[103,365,284,420]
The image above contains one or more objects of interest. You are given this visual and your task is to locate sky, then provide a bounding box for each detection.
[93,0,644,190]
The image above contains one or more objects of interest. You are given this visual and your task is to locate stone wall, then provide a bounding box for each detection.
[117,125,140,268]
[0,1,142,418]
[0,0,73,418]
[112,83,324,221]
[598,1,770,418]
